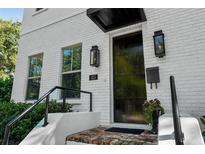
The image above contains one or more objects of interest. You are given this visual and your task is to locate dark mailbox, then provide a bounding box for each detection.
[146,67,160,89]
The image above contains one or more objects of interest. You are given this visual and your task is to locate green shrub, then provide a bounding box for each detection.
[0,77,13,102]
[143,99,164,125]
[0,100,73,144]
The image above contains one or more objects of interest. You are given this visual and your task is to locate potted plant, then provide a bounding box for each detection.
[143,99,164,134]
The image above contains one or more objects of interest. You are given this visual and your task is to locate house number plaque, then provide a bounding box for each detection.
[89,74,98,80]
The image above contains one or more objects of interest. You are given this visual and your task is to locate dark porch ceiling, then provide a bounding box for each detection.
[87,8,146,32]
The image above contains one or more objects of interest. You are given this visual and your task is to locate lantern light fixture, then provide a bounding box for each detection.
[153,30,165,58]
[90,45,100,67]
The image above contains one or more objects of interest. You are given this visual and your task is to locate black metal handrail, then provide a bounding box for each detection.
[2,86,92,145]
[170,76,184,145]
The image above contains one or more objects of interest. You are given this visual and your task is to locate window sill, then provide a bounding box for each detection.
[32,8,48,16]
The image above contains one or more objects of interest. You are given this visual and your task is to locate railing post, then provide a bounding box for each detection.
[2,126,10,145]
[62,91,66,113]
[170,76,184,145]
[90,93,92,112]
[43,95,49,126]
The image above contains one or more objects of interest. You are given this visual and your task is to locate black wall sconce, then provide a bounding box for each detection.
[146,67,160,89]
[153,30,165,58]
[90,45,100,67]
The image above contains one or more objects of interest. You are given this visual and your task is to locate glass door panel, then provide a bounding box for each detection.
[113,32,147,124]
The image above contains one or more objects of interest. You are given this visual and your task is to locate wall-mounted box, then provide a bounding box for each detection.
[146,67,160,89]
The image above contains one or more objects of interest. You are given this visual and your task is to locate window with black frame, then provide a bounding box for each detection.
[62,44,81,98]
[26,54,43,100]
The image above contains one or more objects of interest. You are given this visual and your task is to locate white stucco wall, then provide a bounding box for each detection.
[12,8,205,125]
[158,114,204,145]
[20,112,100,145]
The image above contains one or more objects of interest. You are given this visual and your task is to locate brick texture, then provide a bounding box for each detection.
[11,8,205,126]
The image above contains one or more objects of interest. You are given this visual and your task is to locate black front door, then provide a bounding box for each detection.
[113,31,147,124]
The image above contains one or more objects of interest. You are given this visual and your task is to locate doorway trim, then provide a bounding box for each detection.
[109,24,149,129]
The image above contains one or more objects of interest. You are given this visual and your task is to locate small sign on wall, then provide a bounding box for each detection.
[89,74,98,81]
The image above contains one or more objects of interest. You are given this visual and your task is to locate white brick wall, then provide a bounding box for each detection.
[143,8,205,116]
[12,8,205,125]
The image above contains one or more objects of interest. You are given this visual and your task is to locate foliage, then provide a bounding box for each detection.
[72,46,81,70]
[29,54,43,77]
[0,19,21,78]
[62,46,81,72]
[143,99,164,125]
[0,77,13,102]
[0,101,29,144]
[200,115,205,141]
[114,45,146,99]
[0,100,73,144]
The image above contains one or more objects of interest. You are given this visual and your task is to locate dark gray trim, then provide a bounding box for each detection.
[170,76,184,145]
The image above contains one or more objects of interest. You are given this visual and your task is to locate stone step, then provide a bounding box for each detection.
[66,127,157,145]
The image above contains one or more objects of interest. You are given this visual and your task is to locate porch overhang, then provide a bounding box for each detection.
[86,8,146,32]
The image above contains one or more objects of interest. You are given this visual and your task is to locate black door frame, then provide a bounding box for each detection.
[112,30,147,124]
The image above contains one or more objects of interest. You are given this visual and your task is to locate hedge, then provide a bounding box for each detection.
[0,77,13,102]
[0,101,72,144]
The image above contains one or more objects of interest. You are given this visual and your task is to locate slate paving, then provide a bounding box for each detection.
[66,127,157,145]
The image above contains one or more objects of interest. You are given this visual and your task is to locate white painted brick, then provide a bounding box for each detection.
[12,8,205,125]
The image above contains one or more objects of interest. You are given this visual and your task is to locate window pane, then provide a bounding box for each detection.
[63,49,72,72]
[72,46,81,70]
[26,78,41,100]
[154,35,164,54]
[62,72,81,98]
[29,54,43,77]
